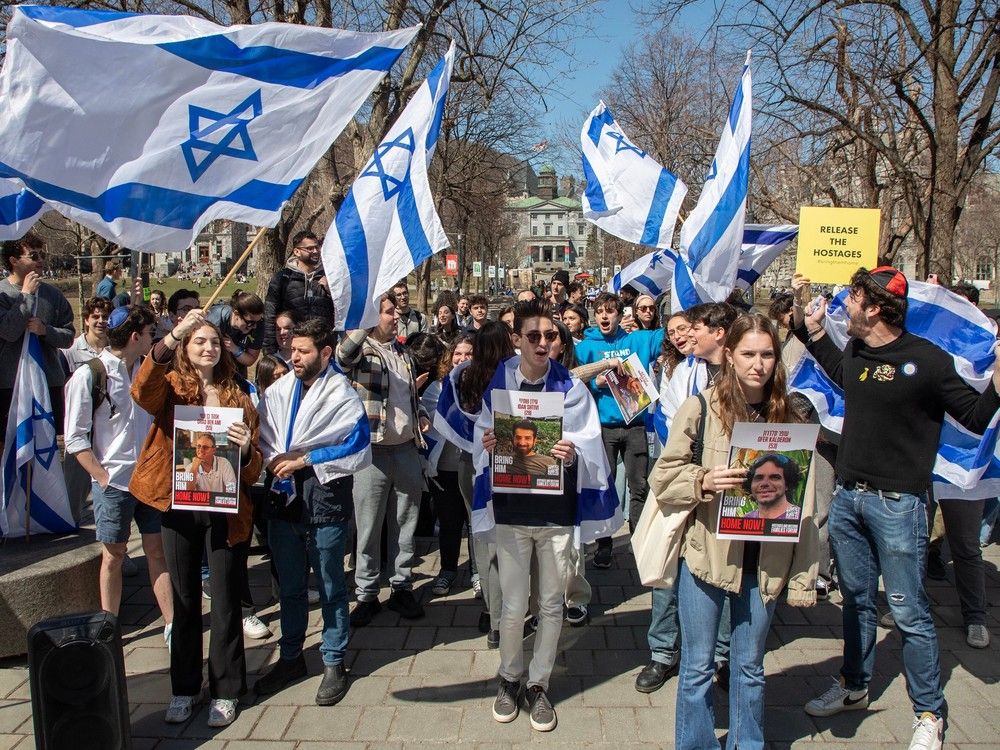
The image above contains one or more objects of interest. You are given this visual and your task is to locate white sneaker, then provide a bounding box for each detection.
[472,578,483,599]
[163,623,173,653]
[908,712,944,750]
[207,698,238,728]
[164,695,196,724]
[804,678,869,717]
[966,623,990,649]
[242,614,272,640]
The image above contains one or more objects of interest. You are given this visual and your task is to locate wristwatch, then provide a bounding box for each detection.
[302,452,313,467]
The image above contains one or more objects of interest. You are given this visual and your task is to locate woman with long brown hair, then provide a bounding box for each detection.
[130,309,263,729]
[649,313,817,749]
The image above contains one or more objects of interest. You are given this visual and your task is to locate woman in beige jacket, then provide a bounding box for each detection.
[649,313,818,750]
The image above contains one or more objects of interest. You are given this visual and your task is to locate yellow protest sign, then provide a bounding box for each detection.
[796,207,881,284]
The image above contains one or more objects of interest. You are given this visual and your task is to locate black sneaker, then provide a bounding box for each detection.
[254,654,307,696]
[350,599,382,627]
[523,615,539,637]
[387,588,425,619]
[592,545,613,569]
[566,605,589,626]
[478,610,491,634]
[487,629,500,649]
[492,678,520,723]
[634,659,677,693]
[715,661,730,692]
[316,663,349,706]
[524,685,557,731]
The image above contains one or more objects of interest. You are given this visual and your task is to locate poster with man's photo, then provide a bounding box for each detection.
[606,352,659,423]
[716,422,819,542]
[172,406,244,514]
[491,390,564,495]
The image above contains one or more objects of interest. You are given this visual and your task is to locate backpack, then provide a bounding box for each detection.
[84,357,115,442]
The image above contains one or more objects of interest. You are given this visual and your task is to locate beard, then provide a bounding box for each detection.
[846,308,868,338]
[296,357,325,382]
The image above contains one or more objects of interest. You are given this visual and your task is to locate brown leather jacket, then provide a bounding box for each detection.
[129,345,263,545]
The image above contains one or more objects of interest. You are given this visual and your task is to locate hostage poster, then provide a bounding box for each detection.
[716,422,819,542]
[491,389,564,495]
[172,405,244,514]
[605,352,659,423]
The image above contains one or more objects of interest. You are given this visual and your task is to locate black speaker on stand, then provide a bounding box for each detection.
[27,611,131,750]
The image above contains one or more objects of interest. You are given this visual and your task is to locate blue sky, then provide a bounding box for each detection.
[529,2,716,177]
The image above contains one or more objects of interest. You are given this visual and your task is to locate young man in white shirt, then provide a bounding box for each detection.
[62,296,111,372]
[63,305,173,642]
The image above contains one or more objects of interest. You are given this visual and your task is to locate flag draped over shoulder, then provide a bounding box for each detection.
[0,6,418,249]
[0,177,46,240]
[324,43,454,331]
[434,360,476,454]
[672,52,752,313]
[2,332,75,538]
[787,281,1000,497]
[581,101,686,249]
[471,357,623,544]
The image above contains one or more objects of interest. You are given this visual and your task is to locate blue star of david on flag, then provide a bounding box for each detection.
[649,251,669,269]
[181,90,263,182]
[606,131,646,158]
[29,398,58,470]
[360,128,416,201]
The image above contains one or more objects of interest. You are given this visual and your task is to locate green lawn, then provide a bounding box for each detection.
[60,273,249,321]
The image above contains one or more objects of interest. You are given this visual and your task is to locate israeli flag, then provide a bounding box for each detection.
[790,281,1000,496]
[324,44,454,330]
[2,331,75,538]
[608,224,794,300]
[0,178,47,240]
[672,52,753,312]
[735,224,798,290]
[0,6,418,251]
[581,102,686,248]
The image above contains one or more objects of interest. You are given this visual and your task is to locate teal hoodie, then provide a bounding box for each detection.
[574,325,664,426]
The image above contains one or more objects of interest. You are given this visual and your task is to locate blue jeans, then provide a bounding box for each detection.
[269,519,349,666]
[675,559,775,750]
[829,484,944,716]
[649,584,731,666]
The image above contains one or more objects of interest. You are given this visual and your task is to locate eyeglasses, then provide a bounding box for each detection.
[637,305,655,312]
[523,330,560,344]
[243,316,264,325]
[295,244,320,252]
[21,251,46,261]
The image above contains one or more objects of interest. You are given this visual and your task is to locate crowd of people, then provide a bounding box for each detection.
[2,229,997,750]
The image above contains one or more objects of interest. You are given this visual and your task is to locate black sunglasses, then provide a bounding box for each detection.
[523,330,559,344]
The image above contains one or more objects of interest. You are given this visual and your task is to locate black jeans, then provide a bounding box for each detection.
[161,509,246,699]
[597,424,649,548]
[936,497,987,626]
[433,470,467,573]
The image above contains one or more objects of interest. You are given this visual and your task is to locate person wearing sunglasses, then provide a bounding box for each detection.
[263,230,334,356]
[0,232,76,447]
[633,294,660,331]
[206,290,265,376]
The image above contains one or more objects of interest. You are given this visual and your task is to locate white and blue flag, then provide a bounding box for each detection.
[608,224,795,300]
[0,178,47,240]
[672,52,753,312]
[581,101,687,249]
[0,6,418,251]
[735,224,798,290]
[2,330,75,538]
[789,281,1000,497]
[324,43,454,330]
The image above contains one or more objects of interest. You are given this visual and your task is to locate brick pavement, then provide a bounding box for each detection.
[1,532,998,749]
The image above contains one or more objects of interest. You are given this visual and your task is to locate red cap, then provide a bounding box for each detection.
[868,266,908,298]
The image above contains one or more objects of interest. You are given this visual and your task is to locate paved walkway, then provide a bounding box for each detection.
[1,532,998,749]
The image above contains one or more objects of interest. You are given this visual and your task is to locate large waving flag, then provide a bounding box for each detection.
[672,52,753,312]
[581,102,686,249]
[0,6,418,250]
[788,281,1000,497]
[0,178,47,240]
[324,44,454,330]
[2,331,75,538]
[608,224,794,300]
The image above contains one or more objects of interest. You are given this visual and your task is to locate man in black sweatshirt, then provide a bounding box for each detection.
[792,267,1000,750]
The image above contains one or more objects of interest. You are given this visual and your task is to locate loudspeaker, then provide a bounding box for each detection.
[27,611,131,750]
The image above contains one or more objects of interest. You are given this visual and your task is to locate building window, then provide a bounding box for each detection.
[557,225,563,235]
[544,224,551,236]
[976,257,993,280]
[531,226,538,236]
[578,223,586,235]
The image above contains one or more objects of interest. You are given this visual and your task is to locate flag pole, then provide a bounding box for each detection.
[202,226,269,309]
[24,457,32,541]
